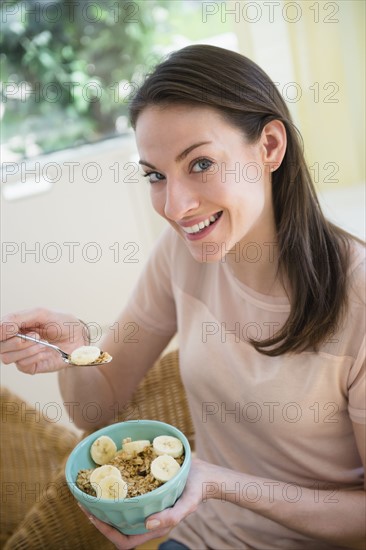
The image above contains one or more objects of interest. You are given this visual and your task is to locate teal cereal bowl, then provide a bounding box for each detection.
[65,420,191,535]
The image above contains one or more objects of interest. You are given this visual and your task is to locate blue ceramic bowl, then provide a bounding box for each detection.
[65,420,191,535]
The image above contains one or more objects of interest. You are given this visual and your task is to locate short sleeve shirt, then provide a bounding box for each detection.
[127,228,365,550]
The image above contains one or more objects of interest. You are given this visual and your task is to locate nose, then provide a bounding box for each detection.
[163,177,200,221]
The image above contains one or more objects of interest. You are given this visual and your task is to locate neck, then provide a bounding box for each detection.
[225,215,289,298]
[227,242,286,296]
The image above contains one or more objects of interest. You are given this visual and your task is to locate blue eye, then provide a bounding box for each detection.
[191,158,213,173]
[143,172,165,184]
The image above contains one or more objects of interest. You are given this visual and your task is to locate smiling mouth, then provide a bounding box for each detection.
[181,211,223,235]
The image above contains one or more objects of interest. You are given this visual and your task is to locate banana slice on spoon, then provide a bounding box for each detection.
[15,334,112,366]
[70,346,102,365]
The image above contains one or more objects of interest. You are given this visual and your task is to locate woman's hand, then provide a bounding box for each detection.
[0,308,87,374]
[78,457,215,549]
[78,507,172,550]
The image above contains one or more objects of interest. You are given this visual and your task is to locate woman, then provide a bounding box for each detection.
[1,45,365,549]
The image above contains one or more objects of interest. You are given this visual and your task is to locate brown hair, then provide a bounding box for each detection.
[129,44,354,356]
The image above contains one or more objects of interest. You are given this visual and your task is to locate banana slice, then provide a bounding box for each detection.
[153,435,183,458]
[90,435,117,465]
[122,438,151,456]
[90,465,122,488]
[95,474,128,500]
[151,454,181,482]
[70,346,101,365]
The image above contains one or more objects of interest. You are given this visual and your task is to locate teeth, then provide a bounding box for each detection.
[182,212,221,234]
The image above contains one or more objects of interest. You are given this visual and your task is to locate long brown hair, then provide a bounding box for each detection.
[129,44,354,356]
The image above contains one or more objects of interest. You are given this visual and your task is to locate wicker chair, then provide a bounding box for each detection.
[0,350,194,550]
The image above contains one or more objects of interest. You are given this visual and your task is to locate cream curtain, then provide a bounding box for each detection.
[231,0,365,189]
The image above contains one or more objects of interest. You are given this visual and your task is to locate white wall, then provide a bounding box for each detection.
[1,134,166,434]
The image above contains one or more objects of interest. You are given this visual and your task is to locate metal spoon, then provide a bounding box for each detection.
[15,333,112,366]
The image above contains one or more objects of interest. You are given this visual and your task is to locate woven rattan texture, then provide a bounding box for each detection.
[1,350,194,549]
[0,386,114,550]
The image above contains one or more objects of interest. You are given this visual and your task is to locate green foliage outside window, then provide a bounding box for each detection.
[1,0,220,160]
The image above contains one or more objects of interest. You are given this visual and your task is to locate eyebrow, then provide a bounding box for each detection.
[139,141,211,169]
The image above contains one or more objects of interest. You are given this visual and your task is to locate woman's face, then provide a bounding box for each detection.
[135,104,277,263]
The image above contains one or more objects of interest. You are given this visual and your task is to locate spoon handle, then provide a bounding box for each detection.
[15,333,69,359]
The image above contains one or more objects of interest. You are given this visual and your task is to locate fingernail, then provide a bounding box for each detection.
[146,519,161,530]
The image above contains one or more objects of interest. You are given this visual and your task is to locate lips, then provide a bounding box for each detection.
[181,211,223,235]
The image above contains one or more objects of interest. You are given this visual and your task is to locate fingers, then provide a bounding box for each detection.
[0,331,44,363]
[78,505,171,550]
[0,308,50,341]
[15,349,52,375]
[0,332,41,357]
[145,485,199,531]
[1,342,42,366]
[0,331,62,374]
[2,348,51,376]
[0,309,85,351]
[0,318,20,341]
[0,308,59,341]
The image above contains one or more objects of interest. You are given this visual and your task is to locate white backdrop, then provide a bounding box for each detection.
[1,133,166,433]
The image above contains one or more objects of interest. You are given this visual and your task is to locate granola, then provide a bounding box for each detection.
[91,351,112,364]
[76,440,185,498]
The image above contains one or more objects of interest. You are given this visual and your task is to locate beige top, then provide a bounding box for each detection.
[127,228,365,550]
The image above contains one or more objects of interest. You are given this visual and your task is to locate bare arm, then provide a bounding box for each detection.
[58,307,173,430]
[0,307,173,431]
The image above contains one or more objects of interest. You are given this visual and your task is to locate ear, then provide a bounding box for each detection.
[260,120,287,172]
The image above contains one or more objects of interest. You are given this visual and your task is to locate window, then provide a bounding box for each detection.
[1,0,234,162]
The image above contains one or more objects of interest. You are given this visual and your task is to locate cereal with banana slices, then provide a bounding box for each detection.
[76,435,185,499]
